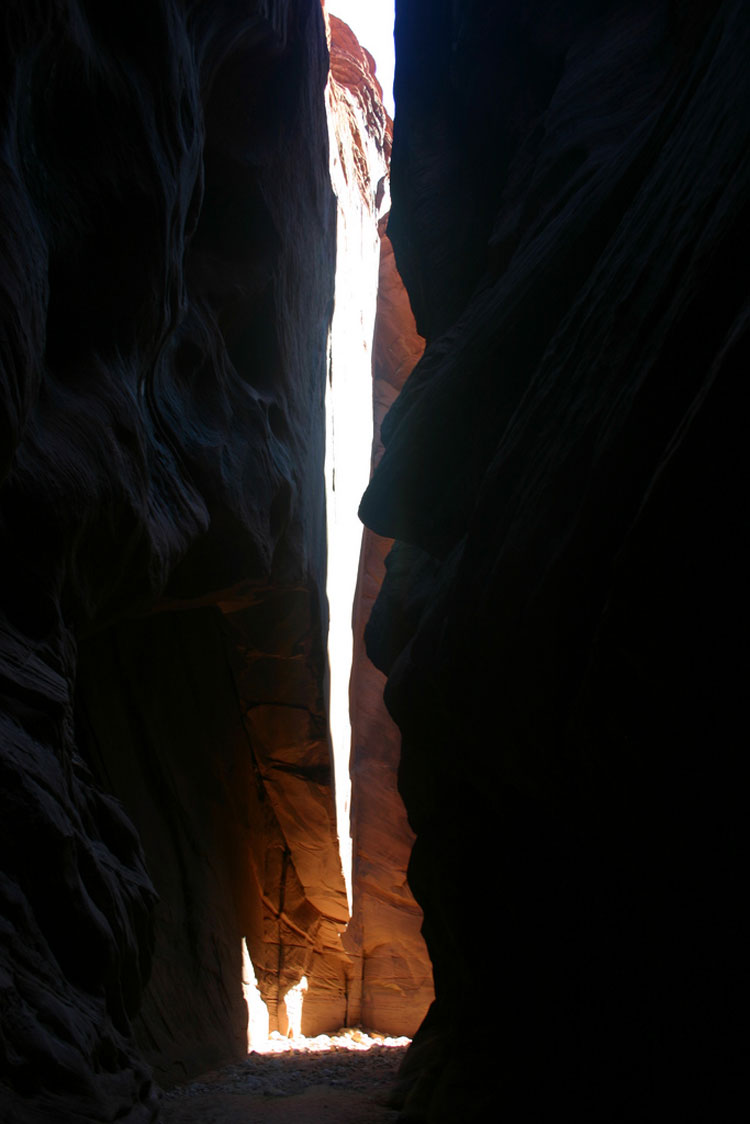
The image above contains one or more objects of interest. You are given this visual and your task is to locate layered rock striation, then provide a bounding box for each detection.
[1,1,343,1118]
[361,1,749,1119]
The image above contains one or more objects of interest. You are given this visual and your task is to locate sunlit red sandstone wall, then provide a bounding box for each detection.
[346,217,433,1035]
[325,7,433,1035]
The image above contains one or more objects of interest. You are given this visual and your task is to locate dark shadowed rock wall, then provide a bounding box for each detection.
[1,1,341,1119]
[361,1,749,1119]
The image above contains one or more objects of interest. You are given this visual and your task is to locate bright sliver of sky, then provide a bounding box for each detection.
[323,2,396,907]
[327,1,396,117]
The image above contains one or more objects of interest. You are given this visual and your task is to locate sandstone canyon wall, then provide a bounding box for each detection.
[1,1,345,1119]
[346,215,433,1036]
[361,1,749,1120]
[325,12,434,1037]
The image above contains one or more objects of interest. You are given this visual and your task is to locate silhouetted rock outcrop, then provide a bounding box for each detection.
[361,1,749,1119]
[1,1,341,1117]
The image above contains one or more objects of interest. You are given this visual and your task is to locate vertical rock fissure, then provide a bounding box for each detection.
[324,10,390,914]
[324,7,434,1038]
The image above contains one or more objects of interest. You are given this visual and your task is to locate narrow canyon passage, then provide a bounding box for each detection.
[2,2,748,1123]
[68,0,433,1088]
[2,2,431,1120]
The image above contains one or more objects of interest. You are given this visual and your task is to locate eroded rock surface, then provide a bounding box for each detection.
[1,1,343,1118]
[361,2,749,1119]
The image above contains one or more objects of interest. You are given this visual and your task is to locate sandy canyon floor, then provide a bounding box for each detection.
[159,1030,409,1124]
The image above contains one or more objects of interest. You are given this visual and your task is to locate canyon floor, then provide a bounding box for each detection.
[159,1030,408,1124]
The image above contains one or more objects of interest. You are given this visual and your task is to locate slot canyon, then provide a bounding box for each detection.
[1,2,747,1122]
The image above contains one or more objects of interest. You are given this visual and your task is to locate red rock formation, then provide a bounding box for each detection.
[1,0,343,1117]
[324,9,433,1036]
[346,216,433,1035]
[326,12,392,187]
[361,1,749,1119]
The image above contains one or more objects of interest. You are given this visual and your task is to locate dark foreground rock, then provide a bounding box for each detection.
[1,1,342,1119]
[361,2,749,1120]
